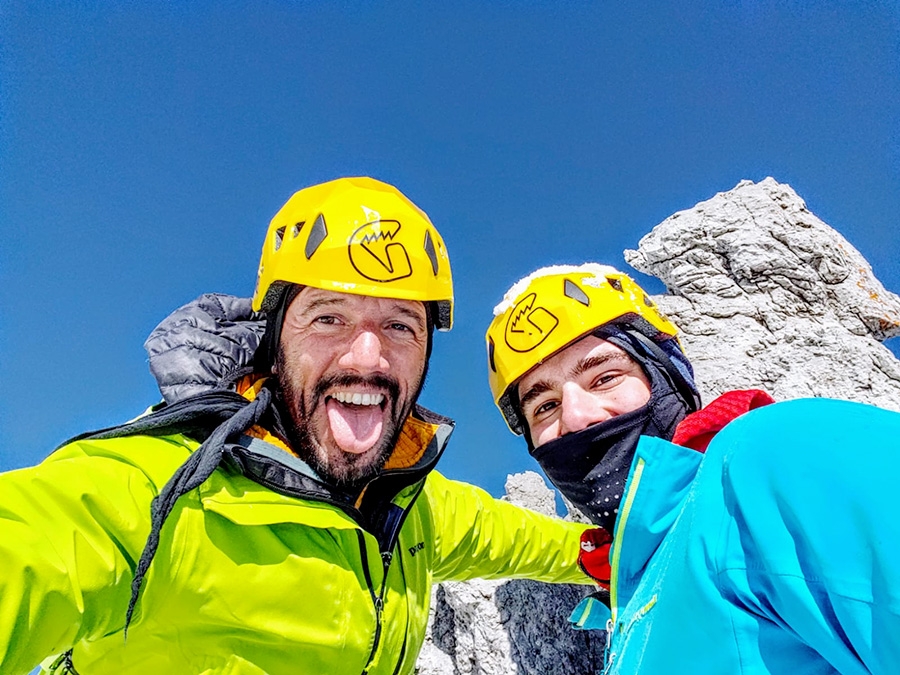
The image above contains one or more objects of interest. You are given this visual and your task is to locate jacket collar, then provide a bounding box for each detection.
[239,375,452,477]
[612,436,703,604]
[202,403,455,534]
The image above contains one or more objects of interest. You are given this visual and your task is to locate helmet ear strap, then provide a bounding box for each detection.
[254,285,303,374]
[425,302,437,361]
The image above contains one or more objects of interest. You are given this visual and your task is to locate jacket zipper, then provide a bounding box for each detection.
[357,480,427,675]
[388,550,410,675]
[358,529,385,675]
[382,481,426,675]
[605,457,646,674]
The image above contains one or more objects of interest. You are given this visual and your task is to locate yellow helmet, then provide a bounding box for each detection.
[253,177,453,330]
[486,264,680,434]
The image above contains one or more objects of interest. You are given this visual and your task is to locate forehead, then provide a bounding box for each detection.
[517,334,635,391]
[288,287,427,319]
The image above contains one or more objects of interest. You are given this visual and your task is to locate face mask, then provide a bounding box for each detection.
[528,329,698,533]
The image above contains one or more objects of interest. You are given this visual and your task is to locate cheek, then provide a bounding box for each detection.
[279,349,322,390]
[395,347,427,389]
[534,420,561,448]
[619,377,652,410]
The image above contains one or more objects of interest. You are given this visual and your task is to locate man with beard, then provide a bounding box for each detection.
[0,178,592,675]
[487,263,900,674]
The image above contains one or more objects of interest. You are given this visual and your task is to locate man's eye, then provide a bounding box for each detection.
[314,315,338,325]
[593,372,622,388]
[533,400,558,417]
[388,322,421,336]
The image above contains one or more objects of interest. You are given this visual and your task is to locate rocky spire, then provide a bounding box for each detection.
[626,177,900,407]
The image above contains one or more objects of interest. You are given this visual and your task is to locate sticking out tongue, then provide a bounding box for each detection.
[325,398,385,454]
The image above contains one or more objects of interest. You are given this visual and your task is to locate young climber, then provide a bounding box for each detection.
[487,263,900,674]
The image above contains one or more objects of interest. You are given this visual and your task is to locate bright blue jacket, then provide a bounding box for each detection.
[572,398,900,674]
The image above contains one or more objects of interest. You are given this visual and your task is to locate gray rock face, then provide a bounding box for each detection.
[416,474,606,675]
[417,177,900,674]
[625,177,900,407]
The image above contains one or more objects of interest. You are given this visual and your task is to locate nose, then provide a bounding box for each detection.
[558,383,612,436]
[337,329,390,373]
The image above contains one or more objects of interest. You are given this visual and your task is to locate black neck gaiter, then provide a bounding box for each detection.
[529,331,698,533]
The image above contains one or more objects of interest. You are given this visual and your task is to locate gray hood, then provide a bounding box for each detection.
[144,293,265,404]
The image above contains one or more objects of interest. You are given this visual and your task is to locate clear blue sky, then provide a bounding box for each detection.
[2,1,898,497]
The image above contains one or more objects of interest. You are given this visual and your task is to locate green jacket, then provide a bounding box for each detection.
[0,417,589,674]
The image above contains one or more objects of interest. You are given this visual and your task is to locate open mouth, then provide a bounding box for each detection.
[324,390,389,454]
[330,391,386,407]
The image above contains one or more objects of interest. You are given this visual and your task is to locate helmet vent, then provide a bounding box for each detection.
[305,213,328,260]
[274,226,286,251]
[292,221,305,238]
[424,230,439,275]
[607,277,623,292]
[488,336,497,372]
[643,294,655,307]
[564,278,591,307]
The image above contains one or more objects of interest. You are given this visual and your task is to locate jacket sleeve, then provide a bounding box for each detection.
[714,398,900,673]
[0,436,187,674]
[423,471,592,585]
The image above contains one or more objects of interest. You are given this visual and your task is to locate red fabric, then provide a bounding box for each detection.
[672,389,775,452]
[578,527,612,587]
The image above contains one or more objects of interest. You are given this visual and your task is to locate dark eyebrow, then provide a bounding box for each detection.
[296,296,346,315]
[297,296,427,332]
[391,304,427,332]
[519,380,554,409]
[519,352,636,410]
[569,353,634,379]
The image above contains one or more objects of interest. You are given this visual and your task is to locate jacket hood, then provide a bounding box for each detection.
[144,293,266,404]
[529,327,698,532]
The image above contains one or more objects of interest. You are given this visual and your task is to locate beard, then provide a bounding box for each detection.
[274,347,424,488]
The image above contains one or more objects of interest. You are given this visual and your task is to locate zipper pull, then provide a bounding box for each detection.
[381,550,393,569]
[603,617,615,674]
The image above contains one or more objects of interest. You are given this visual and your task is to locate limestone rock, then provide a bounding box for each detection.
[416,474,605,675]
[625,177,900,407]
[501,471,558,517]
[418,177,900,674]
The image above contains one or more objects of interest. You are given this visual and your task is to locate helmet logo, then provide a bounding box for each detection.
[349,220,413,282]
[505,293,559,352]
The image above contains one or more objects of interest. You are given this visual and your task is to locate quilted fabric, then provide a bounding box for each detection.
[144,294,265,403]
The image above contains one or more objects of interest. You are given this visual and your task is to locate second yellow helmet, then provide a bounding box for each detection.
[486,264,680,434]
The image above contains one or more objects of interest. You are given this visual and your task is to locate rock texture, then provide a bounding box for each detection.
[416,177,900,674]
[416,473,605,675]
[626,177,900,408]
